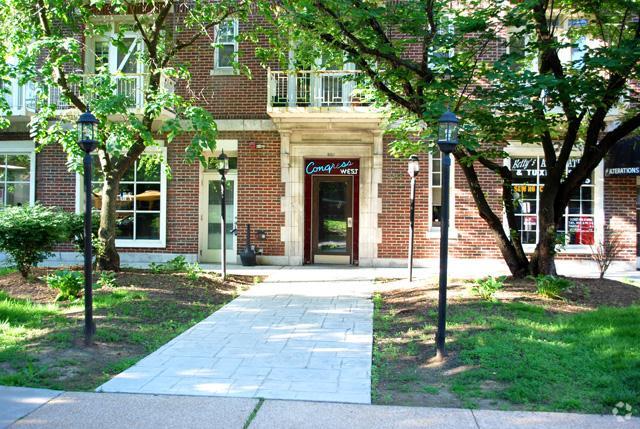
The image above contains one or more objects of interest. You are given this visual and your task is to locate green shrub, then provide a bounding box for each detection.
[472,276,505,301]
[149,256,189,273]
[67,212,101,255]
[185,263,202,281]
[0,205,74,278]
[96,271,117,288]
[532,275,573,299]
[46,270,84,301]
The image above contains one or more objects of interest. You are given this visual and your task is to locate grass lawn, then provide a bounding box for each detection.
[372,276,640,414]
[0,267,258,391]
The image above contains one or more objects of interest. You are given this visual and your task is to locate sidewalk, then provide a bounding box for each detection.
[97,275,373,403]
[1,386,638,429]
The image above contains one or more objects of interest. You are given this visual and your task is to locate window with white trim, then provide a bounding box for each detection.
[511,157,595,246]
[429,152,454,229]
[78,149,167,247]
[214,19,238,70]
[0,153,33,207]
[568,19,588,67]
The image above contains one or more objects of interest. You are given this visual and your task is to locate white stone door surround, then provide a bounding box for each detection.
[273,114,385,266]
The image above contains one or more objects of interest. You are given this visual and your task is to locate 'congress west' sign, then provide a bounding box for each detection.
[305,159,360,176]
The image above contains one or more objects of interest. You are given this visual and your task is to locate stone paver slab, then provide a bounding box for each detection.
[10,392,258,429]
[473,409,640,429]
[248,401,478,429]
[0,386,61,429]
[98,277,374,403]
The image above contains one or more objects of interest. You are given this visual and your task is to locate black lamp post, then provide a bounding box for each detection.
[217,150,229,280]
[77,108,99,345]
[407,155,420,282]
[435,109,459,360]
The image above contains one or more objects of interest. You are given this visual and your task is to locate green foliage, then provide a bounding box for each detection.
[67,212,101,253]
[0,0,250,269]
[46,270,84,301]
[531,275,573,300]
[256,0,640,276]
[185,263,203,282]
[471,276,505,301]
[0,205,74,278]
[149,256,189,274]
[96,271,117,289]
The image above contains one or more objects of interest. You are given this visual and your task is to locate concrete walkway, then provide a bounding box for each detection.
[2,387,638,429]
[98,273,373,403]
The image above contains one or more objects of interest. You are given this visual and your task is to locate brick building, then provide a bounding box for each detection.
[1,10,637,270]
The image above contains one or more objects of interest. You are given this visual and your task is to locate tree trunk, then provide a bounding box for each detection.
[529,213,558,276]
[455,155,531,277]
[96,176,121,271]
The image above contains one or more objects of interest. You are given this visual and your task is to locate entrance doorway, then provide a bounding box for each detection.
[313,176,353,264]
[304,159,360,265]
[199,172,237,263]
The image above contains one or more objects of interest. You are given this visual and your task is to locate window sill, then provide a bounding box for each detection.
[522,244,594,255]
[116,239,166,249]
[210,68,239,76]
[427,228,460,240]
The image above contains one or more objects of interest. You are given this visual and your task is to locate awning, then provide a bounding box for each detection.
[605,135,640,177]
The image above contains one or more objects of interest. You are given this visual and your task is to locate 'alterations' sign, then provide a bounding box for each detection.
[305,159,360,175]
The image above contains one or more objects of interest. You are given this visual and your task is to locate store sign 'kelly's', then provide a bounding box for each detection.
[305,160,359,175]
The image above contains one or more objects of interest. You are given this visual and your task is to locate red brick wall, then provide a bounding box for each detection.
[225,131,285,257]
[36,144,76,211]
[377,141,503,259]
[604,176,637,261]
[175,12,274,120]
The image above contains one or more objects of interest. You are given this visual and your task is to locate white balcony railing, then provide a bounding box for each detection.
[1,79,36,116]
[48,73,176,112]
[267,69,370,111]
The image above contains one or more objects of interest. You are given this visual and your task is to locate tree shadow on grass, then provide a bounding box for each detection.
[373,281,640,414]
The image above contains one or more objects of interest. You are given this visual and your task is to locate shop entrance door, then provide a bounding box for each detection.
[312,176,353,264]
[199,172,237,263]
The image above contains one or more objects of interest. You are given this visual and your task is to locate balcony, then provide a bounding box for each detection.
[48,73,176,120]
[1,79,36,118]
[267,69,374,116]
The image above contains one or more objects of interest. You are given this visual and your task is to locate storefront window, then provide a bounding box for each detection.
[0,153,33,207]
[511,157,595,246]
[83,152,165,246]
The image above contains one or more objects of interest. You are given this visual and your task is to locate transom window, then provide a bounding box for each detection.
[511,157,595,246]
[214,19,238,69]
[0,153,33,207]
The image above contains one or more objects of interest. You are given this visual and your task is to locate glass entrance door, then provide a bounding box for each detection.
[312,176,353,264]
[200,174,237,263]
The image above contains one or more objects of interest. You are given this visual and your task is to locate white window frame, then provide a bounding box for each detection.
[85,24,144,75]
[506,27,538,73]
[75,146,167,248]
[0,141,36,207]
[504,143,604,254]
[211,19,239,76]
[428,151,457,238]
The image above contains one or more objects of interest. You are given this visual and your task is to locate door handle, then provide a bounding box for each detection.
[347,217,353,228]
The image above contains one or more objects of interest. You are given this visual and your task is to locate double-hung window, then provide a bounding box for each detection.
[0,142,35,207]
[511,156,596,247]
[429,151,455,232]
[213,19,239,73]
